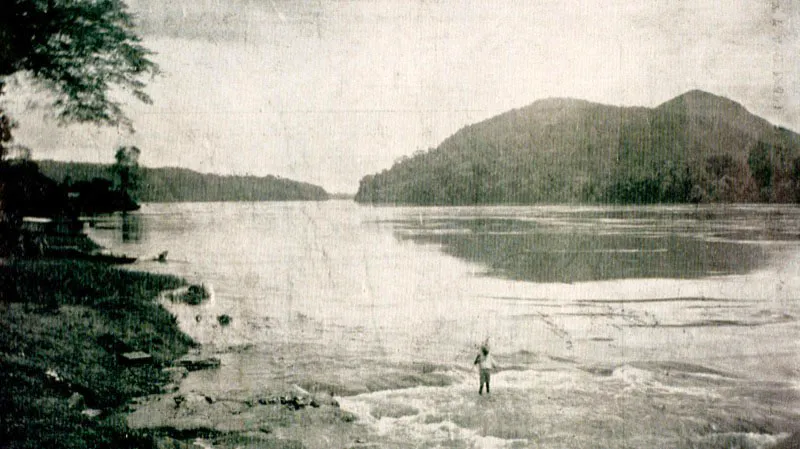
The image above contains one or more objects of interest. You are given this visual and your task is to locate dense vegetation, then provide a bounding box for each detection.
[0,158,136,218]
[37,161,330,202]
[0,260,194,449]
[356,90,800,205]
[0,159,68,217]
[1,0,157,254]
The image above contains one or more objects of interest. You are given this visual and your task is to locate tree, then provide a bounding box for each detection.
[0,81,15,161]
[111,145,140,202]
[0,0,157,129]
[748,141,774,201]
[0,1,154,253]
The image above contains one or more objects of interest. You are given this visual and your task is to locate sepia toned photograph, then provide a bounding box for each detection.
[1,1,798,448]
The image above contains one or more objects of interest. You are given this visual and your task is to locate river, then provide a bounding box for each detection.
[89,201,800,448]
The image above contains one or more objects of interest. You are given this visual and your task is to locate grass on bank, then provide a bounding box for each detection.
[0,259,195,449]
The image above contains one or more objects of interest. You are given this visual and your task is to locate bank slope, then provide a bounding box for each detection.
[37,162,329,202]
[355,90,800,205]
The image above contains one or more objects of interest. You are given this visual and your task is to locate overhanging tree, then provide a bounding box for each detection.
[0,0,157,133]
[0,0,156,252]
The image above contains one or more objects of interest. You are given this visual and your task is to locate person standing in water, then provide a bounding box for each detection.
[474,344,497,395]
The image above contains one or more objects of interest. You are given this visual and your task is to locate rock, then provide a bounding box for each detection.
[191,441,212,449]
[175,355,221,371]
[271,384,317,410]
[173,393,214,412]
[45,368,61,382]
[280,394,310,410]
[81,408,102,418]
[162,383,180,394]
[156,251,168,263]
[162,366,189,383]
[290,384,311,397]
[119,351,153,366]
[163,366,189,377]
[43,368,72,395]
[68,392,84,409]
[165,285,210,305]
[183,285,209,305]
[339,410,357,422]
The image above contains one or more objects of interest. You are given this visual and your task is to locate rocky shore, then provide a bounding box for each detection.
[0,259,380,449]
[127,367,371,449]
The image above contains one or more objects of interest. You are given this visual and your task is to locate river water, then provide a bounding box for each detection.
[90,201,800,448]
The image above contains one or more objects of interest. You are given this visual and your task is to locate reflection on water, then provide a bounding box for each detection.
[121,212,142,243]
[387,206,794,282]
[85,211,144,244]
[94,204,800,284]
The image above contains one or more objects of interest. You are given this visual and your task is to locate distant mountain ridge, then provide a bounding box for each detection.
[37,161,329,202]
[356,90,800,204]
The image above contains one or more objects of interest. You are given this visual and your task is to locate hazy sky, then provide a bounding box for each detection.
[4,0,799,192]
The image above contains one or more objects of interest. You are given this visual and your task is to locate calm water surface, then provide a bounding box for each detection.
[92,202,800,448]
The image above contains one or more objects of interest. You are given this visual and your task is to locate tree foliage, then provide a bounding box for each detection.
[356,91,800,205]
[0,0,157,128]
[747,141,774,200]
[0,81,16,161]
[111,145,140,201]
[37,160,331,202]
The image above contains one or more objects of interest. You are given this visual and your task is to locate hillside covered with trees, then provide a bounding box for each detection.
[356,90,800,205]
[38,161,329,202]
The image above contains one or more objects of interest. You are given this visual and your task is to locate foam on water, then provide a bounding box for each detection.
[335,367,612,446]
[334,363,792,448]
[336,376,532,448]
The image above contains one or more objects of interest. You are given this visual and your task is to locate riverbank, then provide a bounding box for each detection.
[0,259,194,448]
[0,259,378,449]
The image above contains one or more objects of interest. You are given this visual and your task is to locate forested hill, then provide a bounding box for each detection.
[355,90,800,204]
[37,161,329,202]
